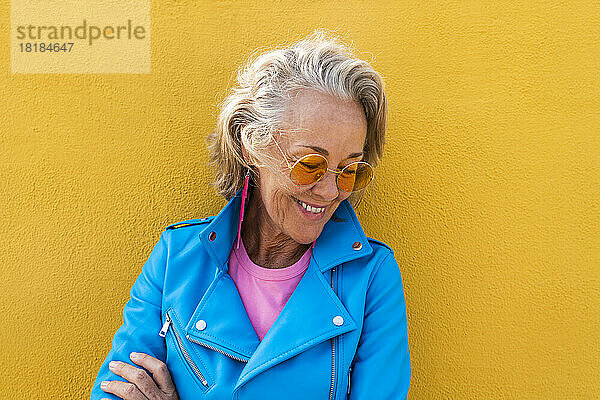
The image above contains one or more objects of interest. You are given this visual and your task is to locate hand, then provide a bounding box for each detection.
[100,352,179,400]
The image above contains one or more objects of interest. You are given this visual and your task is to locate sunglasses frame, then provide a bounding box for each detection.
[272,138,374,193]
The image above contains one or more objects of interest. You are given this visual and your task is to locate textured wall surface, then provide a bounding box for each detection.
[1,1,599,399]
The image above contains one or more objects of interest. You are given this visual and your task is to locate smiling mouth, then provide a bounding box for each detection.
[293,198,327,214]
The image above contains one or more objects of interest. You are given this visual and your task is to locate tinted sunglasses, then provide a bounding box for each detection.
[272,139,374,193]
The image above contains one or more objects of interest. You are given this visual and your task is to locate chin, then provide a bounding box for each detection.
[290,224,324,244]
[293,235,319,245]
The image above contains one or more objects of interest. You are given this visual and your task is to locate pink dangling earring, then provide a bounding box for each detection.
[236,169,250,249]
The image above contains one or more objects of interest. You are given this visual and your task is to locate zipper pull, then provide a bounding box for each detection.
[347,366,352,396]
[158,313,171,337]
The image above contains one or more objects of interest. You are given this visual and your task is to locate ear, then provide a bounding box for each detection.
[240,143,251,166]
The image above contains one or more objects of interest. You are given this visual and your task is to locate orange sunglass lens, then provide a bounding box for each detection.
[338,162,374,192]
[290,154,328,185]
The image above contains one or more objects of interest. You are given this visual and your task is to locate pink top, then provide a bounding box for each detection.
[227,235,312,341]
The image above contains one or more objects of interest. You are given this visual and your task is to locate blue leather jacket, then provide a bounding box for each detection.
[91,191,411,399]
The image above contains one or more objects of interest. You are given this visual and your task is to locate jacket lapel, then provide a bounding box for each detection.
[184,271,260,360]
[233,253,357,391]
[184,189,374,390]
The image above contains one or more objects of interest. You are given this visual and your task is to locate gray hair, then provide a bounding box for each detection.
[206,29,388,207]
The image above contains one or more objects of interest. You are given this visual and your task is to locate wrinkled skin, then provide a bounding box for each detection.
[100,352,179,400]
[241,88,367,268]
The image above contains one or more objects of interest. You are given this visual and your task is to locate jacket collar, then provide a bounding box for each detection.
[198,187,373,273]
[188,188,372,392]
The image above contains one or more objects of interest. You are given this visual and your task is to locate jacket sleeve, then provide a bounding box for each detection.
[90,231,168,400]
[349,250,412,399]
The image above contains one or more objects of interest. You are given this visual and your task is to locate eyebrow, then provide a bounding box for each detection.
[299,145,363,159]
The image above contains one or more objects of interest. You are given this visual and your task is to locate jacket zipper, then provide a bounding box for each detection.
[329,267,338,400]
[158,310,209,388]
[186,335,249,363]
[347,365,352,396]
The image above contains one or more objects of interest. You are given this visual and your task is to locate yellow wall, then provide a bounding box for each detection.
[1,1,598,399]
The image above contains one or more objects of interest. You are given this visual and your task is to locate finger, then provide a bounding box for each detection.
[101,379,148,400]
[108,361,160,400]
[129,352,177,395]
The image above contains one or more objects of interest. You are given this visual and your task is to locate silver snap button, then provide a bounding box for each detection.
[352,242,362,251]
[333,315,344,326]
[208,232,216,241]
[195,320,207,330]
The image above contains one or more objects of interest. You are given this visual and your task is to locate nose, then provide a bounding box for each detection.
[310,169,339,202]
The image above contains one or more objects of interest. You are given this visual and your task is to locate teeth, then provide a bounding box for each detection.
[297,199,325,214]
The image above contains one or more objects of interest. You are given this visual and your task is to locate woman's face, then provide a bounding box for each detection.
[253,88,368,245]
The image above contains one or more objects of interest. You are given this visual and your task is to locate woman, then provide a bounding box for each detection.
[91,30,411,400]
